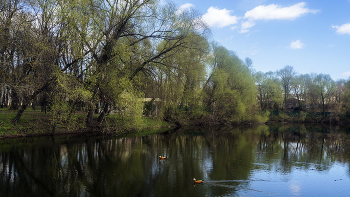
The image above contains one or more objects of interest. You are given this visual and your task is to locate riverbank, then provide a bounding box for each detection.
[267,110,350,126]
[0,109,176,139]
[2,108,350,139]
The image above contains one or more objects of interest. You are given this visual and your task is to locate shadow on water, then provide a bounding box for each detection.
[1,124,350,196]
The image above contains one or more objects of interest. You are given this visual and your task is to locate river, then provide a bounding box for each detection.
[1,124,350,196]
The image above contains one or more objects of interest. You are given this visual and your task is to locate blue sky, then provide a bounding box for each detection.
[173,0,350,81]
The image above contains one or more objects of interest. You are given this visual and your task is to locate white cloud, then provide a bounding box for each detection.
[202,7,239,28]
[332,23,350,35]
[240,21,256,33]
[244,2,319,21]
[341,71,350,76]
[177,3,194,15]
[238,2,319,33]
[290,40,305,49]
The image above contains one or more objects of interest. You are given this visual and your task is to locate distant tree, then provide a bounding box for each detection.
[343,78,350,114]
[335,79,347,107]
[290,74,308,109]
[254,71,265,110]
[277,66,297,109]
[314,74,336,117]
[254,71,282,111]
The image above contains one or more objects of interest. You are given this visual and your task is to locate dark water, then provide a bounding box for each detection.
[1,125,350,197]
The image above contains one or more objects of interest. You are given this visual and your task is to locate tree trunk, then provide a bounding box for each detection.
[31,102,36,111]
[322,98,325,118]
[97,101,109,122]
[284,85,287,110]
[0,85,4,108]
[11,80,52,125]
[86,104,94,126]
[11,104,27,126]
[259,85,263,111]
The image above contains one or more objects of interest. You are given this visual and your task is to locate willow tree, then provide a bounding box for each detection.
[10,0,87,125]
[151,31,209,123]
[203,44,258,123]
[1,0,73,124]
[11,0,210,127]
[70,0,210,125]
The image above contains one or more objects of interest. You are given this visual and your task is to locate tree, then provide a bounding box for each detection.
[150,32,209,123]
[0,0,36,110]
[314,74,336,117]
[244,57,253,74]
[343,78,350,114]
[203,43,257,123]
[254,71,283,111]
[277,65,297,109]
[254,71,265,110]
[335,79,347,108]
[10,0,83,125]
[290,74,309,109]
[10,0,210,127]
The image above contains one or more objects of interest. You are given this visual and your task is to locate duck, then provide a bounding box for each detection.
[159,156,166,160]
[193,178,204,184]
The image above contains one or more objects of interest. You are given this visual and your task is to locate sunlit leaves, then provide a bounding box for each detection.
[204,43,258,123]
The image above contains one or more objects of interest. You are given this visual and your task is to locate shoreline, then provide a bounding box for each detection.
[0,109,178,139]
[1,109,350,139]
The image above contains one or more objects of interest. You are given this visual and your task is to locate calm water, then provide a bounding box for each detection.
[1,125,350,197]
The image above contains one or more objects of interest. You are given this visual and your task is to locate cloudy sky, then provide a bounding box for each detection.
[174,0,350,80]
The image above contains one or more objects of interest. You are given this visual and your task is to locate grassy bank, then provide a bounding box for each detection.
[0,108,175,139]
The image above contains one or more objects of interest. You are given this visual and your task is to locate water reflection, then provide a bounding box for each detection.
[1,125,350,196]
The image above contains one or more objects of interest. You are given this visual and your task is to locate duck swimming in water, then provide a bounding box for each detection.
[193,178,204,184]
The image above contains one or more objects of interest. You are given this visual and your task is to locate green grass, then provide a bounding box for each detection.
[0,108,65,136]
[0,108,176,138]
[141,117,173,128]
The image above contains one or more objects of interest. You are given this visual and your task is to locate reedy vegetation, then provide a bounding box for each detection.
[0,0,349,132]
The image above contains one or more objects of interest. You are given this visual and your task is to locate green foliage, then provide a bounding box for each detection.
[47,70,92,131]
[254,71,283,111]
[254,110,270,123]
[268,111,310,123]
[118,89,145,129]
[148,31,210,123]
[203,43,258,123]
[341,78,350,114]
[299,111,307,122]
[143,98,155,116]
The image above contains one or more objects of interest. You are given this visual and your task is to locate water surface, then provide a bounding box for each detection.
[1,125,350,196]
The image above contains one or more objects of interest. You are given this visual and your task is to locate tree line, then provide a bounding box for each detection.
[254,65,350,119]
[1,0,350,129]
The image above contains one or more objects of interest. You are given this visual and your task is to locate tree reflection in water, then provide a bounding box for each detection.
[1,125,350,197]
